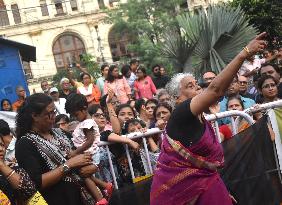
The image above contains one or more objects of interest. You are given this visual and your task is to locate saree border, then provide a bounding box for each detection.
[166,135,222,171]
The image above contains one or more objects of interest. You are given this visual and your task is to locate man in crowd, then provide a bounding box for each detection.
[259,63,282,98]
[96,64,109,96]
[50,87,67,115]
[239,52,280,78]
[41,80,50,95]
[130,59,139,74]
[219,76,255,113]
[59,78,76,99]
[12,86,26,112]
[238,76,255,100]
[152,65,170,89]
[202,70,217,86]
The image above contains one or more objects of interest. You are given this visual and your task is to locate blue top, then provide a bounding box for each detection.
[219,95,255,112]
[96,76,105,96]
[219,95,255,125]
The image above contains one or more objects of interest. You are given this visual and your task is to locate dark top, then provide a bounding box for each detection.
[59,89,76,99]
[15,138,82,205]
[278,83,282,99]
[100,130,112,142]
[166,99,205,147]
[152,75,170,89]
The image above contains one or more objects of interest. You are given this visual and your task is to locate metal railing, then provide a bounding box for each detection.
[205,110,255,142]
[98,128,163,189]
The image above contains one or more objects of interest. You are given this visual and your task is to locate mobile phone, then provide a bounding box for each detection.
[69,63,76,68]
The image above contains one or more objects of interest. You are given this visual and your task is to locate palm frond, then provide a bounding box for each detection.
[159,4,257,75]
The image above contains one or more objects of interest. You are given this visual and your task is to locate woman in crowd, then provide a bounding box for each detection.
[54,114,74,142]
[134,66,157,100]
[144,99,158,128]
[104,65,132,104]
[77,73,101,105]
[88,104,139,149]
[217,97,248,141]
[257,75,280,103]
[156,89,172,105]
[0,120,38,205]
[150,33,266,205]
[15,93,100,205]
[109,104,146,184]
[1,99,12,112]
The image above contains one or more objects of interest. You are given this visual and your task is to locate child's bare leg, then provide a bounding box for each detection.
[90,176,108,189]
[84,177,103,201]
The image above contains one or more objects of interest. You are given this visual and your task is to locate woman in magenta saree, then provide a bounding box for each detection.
[150,33,267,205]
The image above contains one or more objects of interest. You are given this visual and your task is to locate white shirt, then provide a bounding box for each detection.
[4,137,17,167]
[54,98,67,115]
[238,58,266,76]
[72,119,100,155]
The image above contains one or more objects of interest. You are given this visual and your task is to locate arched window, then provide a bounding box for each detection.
[108,27,135,62]
[52,33,85,70]
[0,0,10,26]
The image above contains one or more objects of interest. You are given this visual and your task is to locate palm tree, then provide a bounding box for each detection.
[159,4,257,76]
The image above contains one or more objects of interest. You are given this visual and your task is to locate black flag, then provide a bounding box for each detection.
[221,115,282,205]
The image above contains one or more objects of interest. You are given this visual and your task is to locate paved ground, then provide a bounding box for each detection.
[109,178,152,205]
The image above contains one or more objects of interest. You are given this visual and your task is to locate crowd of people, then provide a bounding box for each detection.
[0,34,281,205]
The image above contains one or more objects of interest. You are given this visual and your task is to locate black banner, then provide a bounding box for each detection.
[221,115,282,205]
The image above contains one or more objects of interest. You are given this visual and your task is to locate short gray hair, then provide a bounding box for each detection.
[60,77,70,85]
[165,73,194,97]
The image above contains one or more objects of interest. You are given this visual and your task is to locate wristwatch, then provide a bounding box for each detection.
[61,163,70,174]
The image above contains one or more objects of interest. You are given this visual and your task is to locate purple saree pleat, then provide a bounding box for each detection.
[150,122,232,205]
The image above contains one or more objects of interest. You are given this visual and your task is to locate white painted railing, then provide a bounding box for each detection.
[98,128,163,189]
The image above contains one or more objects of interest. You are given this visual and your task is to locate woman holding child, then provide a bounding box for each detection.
[15,93,111,205]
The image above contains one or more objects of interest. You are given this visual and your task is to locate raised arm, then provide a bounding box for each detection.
[106,88,121,134]
[66,67,78,87]
[191,32,267,116]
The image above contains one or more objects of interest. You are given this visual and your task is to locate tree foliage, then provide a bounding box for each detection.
[159,5,257,76]
[105,0,188,74]
[230,0,282,46]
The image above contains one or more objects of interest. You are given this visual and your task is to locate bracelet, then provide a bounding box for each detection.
[6,170,15,180]
[243,46,250,55]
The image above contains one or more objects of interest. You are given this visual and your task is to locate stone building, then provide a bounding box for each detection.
[0,0,228,92]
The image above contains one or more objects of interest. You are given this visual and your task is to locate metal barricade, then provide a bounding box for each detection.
[98,128,162,189]
[205,110,255,142]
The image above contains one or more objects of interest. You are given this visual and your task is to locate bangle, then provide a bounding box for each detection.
[243,46,250,55]
[6,170,15,180]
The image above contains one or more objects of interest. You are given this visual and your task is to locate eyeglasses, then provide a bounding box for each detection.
[43,109,57,119]
[239,81,248,85]
[111,101,120,106]
[262,83,277,89]
[93,113,106,118]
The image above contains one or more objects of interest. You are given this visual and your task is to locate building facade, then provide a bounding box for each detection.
[187,0,228,10]
[0,0,131,91]
[0,0,228,92]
